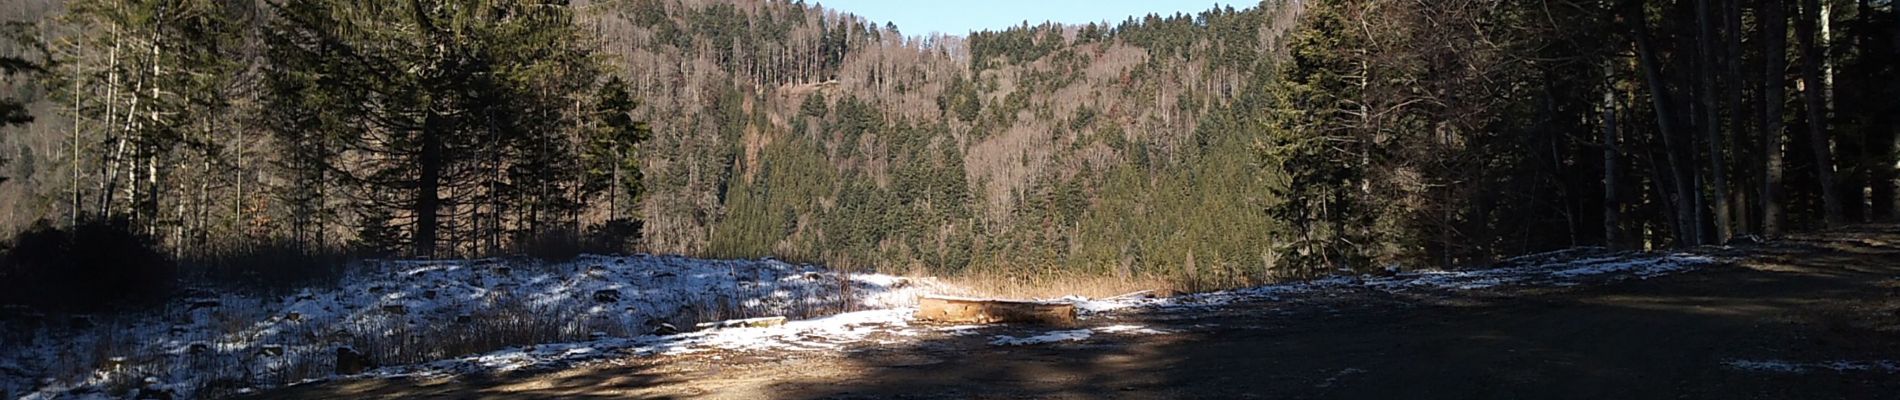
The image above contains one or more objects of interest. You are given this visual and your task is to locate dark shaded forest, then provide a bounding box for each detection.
[0,0,1895,305]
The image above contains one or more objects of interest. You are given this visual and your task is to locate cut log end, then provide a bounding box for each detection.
[914,295,1076,326]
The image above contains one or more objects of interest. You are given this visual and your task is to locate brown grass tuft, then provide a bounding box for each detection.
[942,272,1179,300]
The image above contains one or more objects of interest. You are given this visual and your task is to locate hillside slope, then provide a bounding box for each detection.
[585,0,1304,284]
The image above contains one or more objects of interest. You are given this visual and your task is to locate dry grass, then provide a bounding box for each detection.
[943,272,1180,300]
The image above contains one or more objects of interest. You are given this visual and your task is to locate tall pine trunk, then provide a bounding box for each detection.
[1863,0,1896,220]
[1724,0,1749,234]
[1602,64,1621,248]
[1629,3,1700,245]
[1797,0,1844,226]
[415,114,444,258]
[1697,0,1732,243]
[1762,0,1789,237]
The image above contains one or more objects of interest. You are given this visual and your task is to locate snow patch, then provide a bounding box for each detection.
[2,255,947,399]
[990,329,1093,346]
[1057,250,1716,316]
[1723,359,1900,374]
[988,324,1170,346]
[1094,324,1168,335]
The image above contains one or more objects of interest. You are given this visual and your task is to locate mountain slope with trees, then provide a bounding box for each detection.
[0,0,1893,295]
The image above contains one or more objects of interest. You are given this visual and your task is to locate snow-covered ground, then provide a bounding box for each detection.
[0,255,947,399]
[1723,359,1900,374]
[0,248,1718,399]
[1062,248,1714,314]
[369,248,1720,384]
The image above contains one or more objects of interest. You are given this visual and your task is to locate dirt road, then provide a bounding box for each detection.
[251,226,1900,399]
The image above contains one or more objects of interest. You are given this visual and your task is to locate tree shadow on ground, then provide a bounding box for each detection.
[235,361,683,400]
[236,225,1900,399]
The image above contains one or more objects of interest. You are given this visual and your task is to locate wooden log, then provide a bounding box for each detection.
[915,295,1077,326]
[694,316,789,330]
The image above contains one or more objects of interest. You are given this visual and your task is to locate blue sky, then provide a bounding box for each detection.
[815,1,1246,37]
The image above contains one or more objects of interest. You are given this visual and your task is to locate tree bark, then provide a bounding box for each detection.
[1797,0,1844,226]
[71,42,82,225]
[1862,0,1896,220]
[1884,0,1900,220]
[1628,3,1700,245]
[1697,0,1732,243]
[415,112,444,258]
[411,0,444,258]
[1724,0,1749,234]
[1602,64,1621,248]
[1762,0,1789,237]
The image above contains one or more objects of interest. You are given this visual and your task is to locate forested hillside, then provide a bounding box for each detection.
[0,0,1895,294]
[593,0,1306,289]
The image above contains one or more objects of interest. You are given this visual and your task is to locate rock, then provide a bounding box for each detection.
[588,265,608,275]
[284,312,303,322]
[187,342,211,354]
[593,289,621,304]
[258,345,284,357]
[335,347,373,375]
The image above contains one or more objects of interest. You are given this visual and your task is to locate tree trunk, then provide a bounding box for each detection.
[1602,64,1621,248]
[70,44,82,225]
[415,114,444,258]
[1697,0,1732,243]
[1724,0,1750,234]
[1797,0,1844,225]
[1836,0,1870,222]
[1882,0,1900,220]
[1629,4,1700,245]
[1762,0,1789,237]
[145,33,161,235]
[1862,0,1896,220]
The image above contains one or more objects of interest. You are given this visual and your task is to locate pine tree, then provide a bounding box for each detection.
[266,0,603,257]
[1263,0,1373,275]
[584,76,652,226]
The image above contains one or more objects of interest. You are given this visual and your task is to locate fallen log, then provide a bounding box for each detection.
[915,295,1076,326]
[694,316,788,330]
